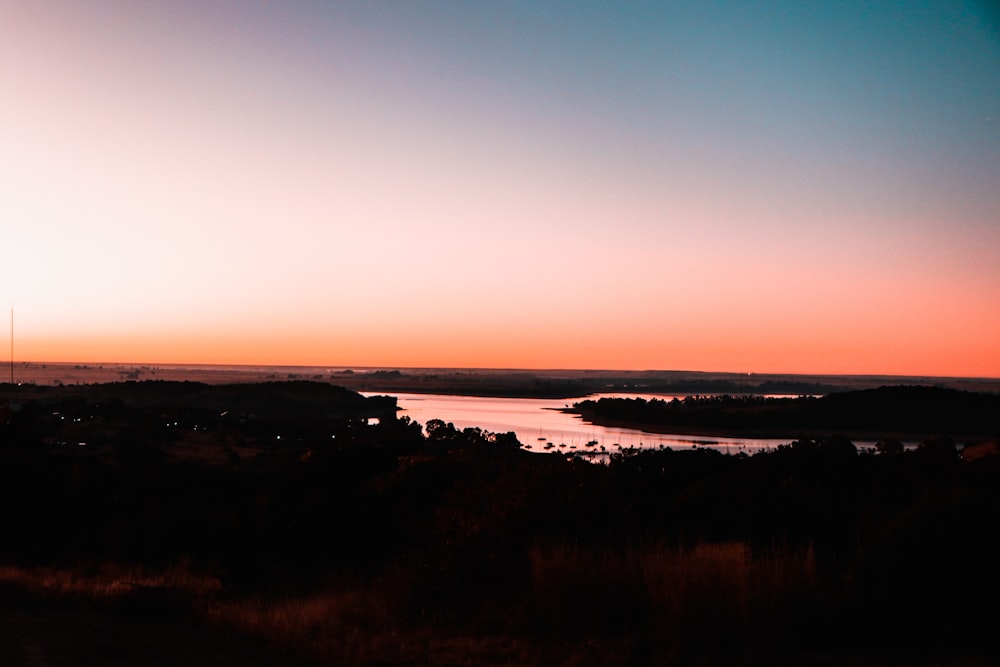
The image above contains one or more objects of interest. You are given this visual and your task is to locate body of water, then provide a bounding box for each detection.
[369,392,801,455]
[14,362,902,454]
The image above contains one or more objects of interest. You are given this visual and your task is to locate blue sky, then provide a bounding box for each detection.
[1,1,998,374]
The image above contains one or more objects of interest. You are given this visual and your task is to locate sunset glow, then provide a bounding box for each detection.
[2,2,999,376]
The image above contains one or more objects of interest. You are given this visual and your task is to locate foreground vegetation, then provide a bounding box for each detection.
[1,381,998,666]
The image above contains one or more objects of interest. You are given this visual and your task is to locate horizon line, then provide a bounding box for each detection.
[10,359,1000,383]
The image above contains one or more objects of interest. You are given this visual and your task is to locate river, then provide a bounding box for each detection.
[367,392,802,455]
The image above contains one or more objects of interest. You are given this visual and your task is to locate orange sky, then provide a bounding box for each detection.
[2,2,999,378]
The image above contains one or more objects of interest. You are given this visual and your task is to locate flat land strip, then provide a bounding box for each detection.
[10,361,1000,397]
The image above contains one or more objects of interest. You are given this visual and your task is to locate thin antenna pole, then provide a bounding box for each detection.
[9,307,13,412]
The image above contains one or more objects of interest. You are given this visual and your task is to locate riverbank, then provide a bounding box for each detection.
[555,411,934,444]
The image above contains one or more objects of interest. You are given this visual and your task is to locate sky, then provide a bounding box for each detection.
[2,1,999,376]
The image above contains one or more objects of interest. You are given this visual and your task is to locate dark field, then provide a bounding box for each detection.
[1,378,999,666]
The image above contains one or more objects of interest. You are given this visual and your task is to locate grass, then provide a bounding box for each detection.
[529,541,819,661]
[0,560,222,602]
[0,543,818,666]
[202,582,402,665]
[5,538,992,667]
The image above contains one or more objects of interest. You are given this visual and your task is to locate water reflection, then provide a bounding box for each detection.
[367,392,800,455]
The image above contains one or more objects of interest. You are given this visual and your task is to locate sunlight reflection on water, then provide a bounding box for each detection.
[366,392,811,455]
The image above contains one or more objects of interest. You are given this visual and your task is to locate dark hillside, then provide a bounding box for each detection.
[2,381,998,665]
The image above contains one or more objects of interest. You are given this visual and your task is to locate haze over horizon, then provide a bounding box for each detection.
[3,2,999,377]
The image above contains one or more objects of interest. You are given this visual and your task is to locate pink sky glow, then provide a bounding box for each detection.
[2,2,999,377]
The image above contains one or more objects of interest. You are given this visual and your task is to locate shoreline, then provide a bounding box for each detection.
[561,387,1000,444]
[6,375,995,447]
[558,410,959,444]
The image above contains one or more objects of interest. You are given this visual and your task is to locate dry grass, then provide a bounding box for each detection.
[530,541,818,658]
[203,586,393,662]
[0,560,222,602]
[200,579,535,667]
[0,544,820,666]
[199,542,819,665]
